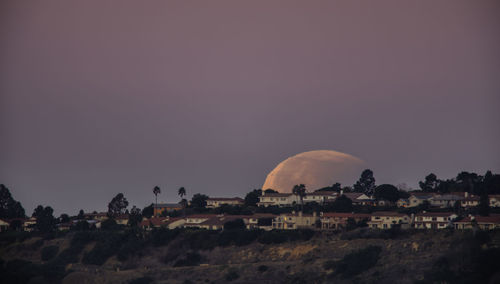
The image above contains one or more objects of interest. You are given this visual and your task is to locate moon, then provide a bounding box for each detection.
[262,150,366,193]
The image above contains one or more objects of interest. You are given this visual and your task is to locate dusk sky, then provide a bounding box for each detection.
[1,1,499,215]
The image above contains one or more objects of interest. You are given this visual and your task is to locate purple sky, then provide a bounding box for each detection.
[1,1,499,215]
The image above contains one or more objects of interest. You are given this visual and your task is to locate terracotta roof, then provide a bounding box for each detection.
[207,197,244,202]
[261,193,292,197]
[321,213,371,218]
[416,212,456,217]
[372,211,408,217]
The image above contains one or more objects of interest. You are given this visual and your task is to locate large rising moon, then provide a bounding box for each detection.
[262,150,366,193]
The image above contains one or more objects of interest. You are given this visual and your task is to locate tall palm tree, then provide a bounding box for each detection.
[153,186,161,217]
[178,187,187,217]
[292,184,307,212]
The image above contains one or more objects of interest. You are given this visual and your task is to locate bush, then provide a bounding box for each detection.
[258,265,268,272]
[41,245,59,261]
[223,219,245,230]
[150,228,180,247]
[335,245,382,278]
[323,260,336,270]
[173,252,202,267]
[82,232,122,265]
[225,269,240,281]
[129,276,154,284]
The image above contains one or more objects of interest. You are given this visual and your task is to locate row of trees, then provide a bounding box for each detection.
[419,171,500,194]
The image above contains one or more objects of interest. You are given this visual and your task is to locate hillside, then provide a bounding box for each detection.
[1,229,500,284]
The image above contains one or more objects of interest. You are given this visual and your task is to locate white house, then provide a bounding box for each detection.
[206,197,244,208]
[413,212,457,229]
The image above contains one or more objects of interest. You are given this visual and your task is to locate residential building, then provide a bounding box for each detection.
[257,193,297,207]
[183,214,218,228]
[414,212,457,229]
[139,217,185,230]
[461,196,480,207]
[206,197,244,208]
[396,199,410,208]
[454,215,500,230]
[272,211,319,230]
[431,194,464,208]
[154,203,182,216]
[342,193,374,205]
[489,195,500,207]
[242,213,276,230]
[367,211,410,229]
[407,193,434,207]
[0,219,9,232]
[320,212,370,230]
[302,191,338,204]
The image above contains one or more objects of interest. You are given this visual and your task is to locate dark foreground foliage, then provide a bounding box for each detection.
[333,245,382,278]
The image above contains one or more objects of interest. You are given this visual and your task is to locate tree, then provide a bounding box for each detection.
[331,195,353,212]
[264,189,278,194]
[374,184,400,203]
[292,184,307,212]
[153,186,161,217]
[244,189,262,207]
[419,173,440,192]
[128,206,142,227]
[190,193,208,208]
[142,203,154,218]
[178,187,187,217]
[479,193,490,216]
[59,214,70,223]
[0,184,25,219]
[107,193,129,217]
[316,183,342,192]
[33,205,56,232]
[77,209,85,219]
[353,169,376,196]
[224,219,245,230]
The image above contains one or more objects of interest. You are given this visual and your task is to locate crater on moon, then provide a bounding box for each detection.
[262,150,366,193]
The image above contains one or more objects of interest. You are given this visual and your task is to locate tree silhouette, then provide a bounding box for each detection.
[107,193,129,217]
[153,186,161,216]
[178,187,187,217]
[0,184,26,219]
[292,184,307,212]
[354,169,376,196]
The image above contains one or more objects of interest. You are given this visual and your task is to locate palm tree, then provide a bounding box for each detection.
[178,187,187,217]
[292,184,307,212]
[153,186,161,217]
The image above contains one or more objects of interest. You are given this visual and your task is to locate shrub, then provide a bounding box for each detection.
[129,276,154,284]
[225,269,239,281]
[173,252,202,267]
[41,245,59,261]
[150,228,180,247]
[335,245,382,278]
[323,260,336,270]
[258,265,268,272]
[223,219,245,230]
[82,232,122,265]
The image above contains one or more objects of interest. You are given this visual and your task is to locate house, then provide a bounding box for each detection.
[396,199,410,208]
[272,211,319,230]
[0,219,10,232]
[242,213,276,230]
[206,197,244,208]
[154,203,183,216]
[84,212,108,221]
[342,193,374,206]
[257,193,298,207]
[461,196,480,207]
[454,215,500,230]
[320,212,371,230]
[23,217,37,232]
[139,217,185,230]
[183,214,218,228]
[115,214,129,225]
[407,193,434,207]
[489,195,500,207]
[57,222,72,231]
[413,212,457,229]
[431,194,464,208]
[367,211,411,229]
[303,191,338,204]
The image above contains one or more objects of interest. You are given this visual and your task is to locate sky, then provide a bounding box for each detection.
[1,1,499,215]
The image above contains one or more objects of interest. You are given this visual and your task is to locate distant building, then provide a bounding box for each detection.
[258,193,297,207]
[154,203,182,216]
[272,211,319,230]
[367,211,410,229]
[342,193,374,206]
[454,215,500,230]
[489,195,500,207]
[139,217,185,230]
[320,212,370,230]
[206,197,244,208]
[407,193,434,207]
[414,212,457,229]
[431,194,463,208]
[0,219,9,232]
